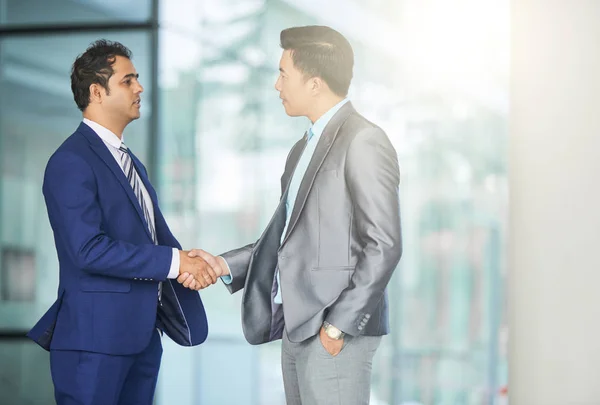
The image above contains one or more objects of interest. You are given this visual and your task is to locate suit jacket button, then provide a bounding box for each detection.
[358,326,363,331]
[365,314,371,319]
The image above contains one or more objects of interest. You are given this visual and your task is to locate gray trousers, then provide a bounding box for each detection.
[281,328,382,405]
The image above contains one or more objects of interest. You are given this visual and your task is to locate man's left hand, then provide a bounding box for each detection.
[319,326,344,356]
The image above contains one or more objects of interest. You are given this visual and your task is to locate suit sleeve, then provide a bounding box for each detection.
[219,244,254,293]
[43,151,173,280]
[325,127,403,336]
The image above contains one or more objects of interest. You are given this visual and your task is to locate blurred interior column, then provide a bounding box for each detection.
[509,1,600,404]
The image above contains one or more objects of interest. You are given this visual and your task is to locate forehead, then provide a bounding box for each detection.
[279,50,295,68]
[111,55,136,75]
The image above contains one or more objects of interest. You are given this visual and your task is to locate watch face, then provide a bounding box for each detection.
[326,328,341,340]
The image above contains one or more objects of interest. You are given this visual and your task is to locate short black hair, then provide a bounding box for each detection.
[70,39,132,111]
[280,26,354,97]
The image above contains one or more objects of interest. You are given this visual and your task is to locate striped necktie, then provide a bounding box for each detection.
[119,144,162,300]
[119,144,157,243]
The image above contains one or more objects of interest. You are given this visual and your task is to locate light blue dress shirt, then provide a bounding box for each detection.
[274,98,349,303]
[223,98,350,306]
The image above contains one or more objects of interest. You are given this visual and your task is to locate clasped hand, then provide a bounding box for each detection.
[177,249,228,291]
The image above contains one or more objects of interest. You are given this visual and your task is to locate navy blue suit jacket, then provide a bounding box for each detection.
[28,122,208,355]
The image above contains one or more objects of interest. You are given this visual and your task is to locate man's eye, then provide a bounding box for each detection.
[125,80,131,85]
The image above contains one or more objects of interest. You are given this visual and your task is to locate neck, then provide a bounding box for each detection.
[307,95,345,124]
[83,112,126,139]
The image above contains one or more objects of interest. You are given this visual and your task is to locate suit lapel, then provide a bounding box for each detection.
[78,123,153,241]
[281,102,355,246]
[280,134,308,197]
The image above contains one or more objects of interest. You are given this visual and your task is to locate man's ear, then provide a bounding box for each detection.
[311,77,324,95]
[89,83,104,104]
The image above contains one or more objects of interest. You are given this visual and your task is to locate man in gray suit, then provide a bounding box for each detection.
[180,25,402,405]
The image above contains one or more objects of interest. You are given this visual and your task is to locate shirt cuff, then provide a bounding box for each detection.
[167,248,180,279]
[219,256,233,284]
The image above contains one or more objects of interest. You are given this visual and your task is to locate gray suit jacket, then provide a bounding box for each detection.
[222,102,402,344]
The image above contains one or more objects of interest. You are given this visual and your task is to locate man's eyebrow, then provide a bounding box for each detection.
[122,73,139,80]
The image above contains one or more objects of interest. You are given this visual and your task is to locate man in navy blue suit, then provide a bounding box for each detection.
[27,40,219,405]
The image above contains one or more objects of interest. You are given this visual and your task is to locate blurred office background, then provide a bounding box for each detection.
[0,0,509,404]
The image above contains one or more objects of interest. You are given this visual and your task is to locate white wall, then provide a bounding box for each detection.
[509,1,600,404]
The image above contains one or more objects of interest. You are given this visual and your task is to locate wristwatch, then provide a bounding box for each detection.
[322,321,345,340]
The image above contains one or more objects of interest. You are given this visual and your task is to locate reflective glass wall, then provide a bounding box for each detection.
[0,1,509,404]
[0,2,155,404]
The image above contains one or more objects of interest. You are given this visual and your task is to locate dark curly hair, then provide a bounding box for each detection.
[70,39,132,111]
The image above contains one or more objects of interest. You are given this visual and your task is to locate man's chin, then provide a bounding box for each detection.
[283,108,300,117]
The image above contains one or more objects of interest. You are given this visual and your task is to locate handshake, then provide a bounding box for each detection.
[176,249,229,291]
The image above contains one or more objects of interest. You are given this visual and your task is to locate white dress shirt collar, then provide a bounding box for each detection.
[83,118,124,149]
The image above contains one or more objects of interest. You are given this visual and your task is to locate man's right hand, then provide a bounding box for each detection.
[178,251,218,290]
[178,249,229,290]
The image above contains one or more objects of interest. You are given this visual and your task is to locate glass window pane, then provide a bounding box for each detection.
[0,340,53,404]
[157,1,509,405]
[1,247,36,302]
[0,31,152,332]
[0,0,152,26]
[0,30,152,405]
